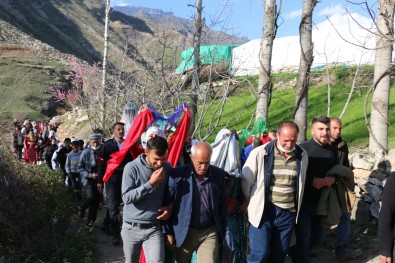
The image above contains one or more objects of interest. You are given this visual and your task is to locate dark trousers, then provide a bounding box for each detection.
[15,145,23,160]
[70,172,82,201]
[104,179,122,238]
[294,201,324,263]
[81,179,100,222]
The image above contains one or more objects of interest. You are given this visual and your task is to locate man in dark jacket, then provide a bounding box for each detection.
[56,137,72,184]
[97,122,133,246]
[165,141,228,263]
[78,133,102,226]
[295,116,338,263]
[330,117,361,260]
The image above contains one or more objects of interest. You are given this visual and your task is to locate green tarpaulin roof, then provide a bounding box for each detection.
[176,44,240,73]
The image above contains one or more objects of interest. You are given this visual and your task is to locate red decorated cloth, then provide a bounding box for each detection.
[103,107,191,182]
[103,110,154,182]
[167,109,191,167]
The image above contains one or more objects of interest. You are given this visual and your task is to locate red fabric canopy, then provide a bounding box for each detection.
[103,107,191,182]
[167,108,191,167]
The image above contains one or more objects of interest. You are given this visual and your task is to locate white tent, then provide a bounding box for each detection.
[231,12,377,76]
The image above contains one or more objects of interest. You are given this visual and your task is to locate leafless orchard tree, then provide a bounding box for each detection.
[112,1,251,140]
[326,1,394,152]
[367,0,395,153]
[293,0,318,142]
[100,0,111,129]
[57,0,254,140]
[189,0,203,133]
[315,37,338,117]
[339,34,373,119]
[255,0,281,122]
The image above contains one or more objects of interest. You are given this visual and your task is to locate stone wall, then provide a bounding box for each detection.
[351,149,395,225]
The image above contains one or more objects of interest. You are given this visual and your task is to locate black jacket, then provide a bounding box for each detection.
[57,147,72,168]
[97,138,133,184]
[378,174,395,259]
[331,137,350,168]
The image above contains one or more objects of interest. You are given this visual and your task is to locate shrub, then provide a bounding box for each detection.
[0,146,94,262]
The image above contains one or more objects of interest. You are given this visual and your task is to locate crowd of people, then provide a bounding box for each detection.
[11,111,391,263]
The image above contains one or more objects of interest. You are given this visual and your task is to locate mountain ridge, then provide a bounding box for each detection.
[0,0,246,121]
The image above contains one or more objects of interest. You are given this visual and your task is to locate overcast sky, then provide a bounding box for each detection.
[110,0,378,40]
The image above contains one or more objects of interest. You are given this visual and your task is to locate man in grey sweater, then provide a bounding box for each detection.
[121,136,172,263]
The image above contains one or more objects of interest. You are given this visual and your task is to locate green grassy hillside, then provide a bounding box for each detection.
[0,57,68,121]
[201,68,395,149]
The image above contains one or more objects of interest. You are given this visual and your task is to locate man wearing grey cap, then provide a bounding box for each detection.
[78,133,102,226]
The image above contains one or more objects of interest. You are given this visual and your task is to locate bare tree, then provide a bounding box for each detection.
[368,0,395,153]
[99,0,111,129]
[189,0,203,133]
[255,0,279,121]
[293,0,317,142]
[339,34,372,119]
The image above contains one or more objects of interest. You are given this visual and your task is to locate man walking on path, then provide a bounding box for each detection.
[165,141,228,263]
[295,116,338,263]
[242,121,308,263]
[121,136,172,263]
[97,122,133,246]
[330,117,362,261]
[57,138,72,177]
[78,133,102,226]
[65,140,82,201]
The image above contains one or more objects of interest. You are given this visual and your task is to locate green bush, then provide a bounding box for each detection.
[0,146,95,262]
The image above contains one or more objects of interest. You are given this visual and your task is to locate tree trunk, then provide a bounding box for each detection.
[255,0,277,122]
[190,0,203,135]
[369,0,395,153]
[100,0,110,129]
[293,0,317,142]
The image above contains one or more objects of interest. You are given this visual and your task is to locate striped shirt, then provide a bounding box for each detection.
[266,147,297,212]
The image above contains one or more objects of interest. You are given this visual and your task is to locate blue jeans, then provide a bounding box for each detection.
[336,210,350,248]
[295,201,324,263]
[247,202,296,263]
[121,222,164,263]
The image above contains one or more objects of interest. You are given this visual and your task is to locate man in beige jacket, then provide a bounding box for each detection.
[242,121,308,263]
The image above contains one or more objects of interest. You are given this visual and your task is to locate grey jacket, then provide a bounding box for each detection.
[122,154,171,224]
[78,146,101,186]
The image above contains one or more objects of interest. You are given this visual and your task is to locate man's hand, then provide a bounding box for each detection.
[157,204,173,221]
[165,234,176,249]
[138,104,147,114]
[97,183,104,192]
[312,178,326,190]
[380,255,392,263]
[324,176,336,187]
[91,172,97,180]
[149,167,165,186]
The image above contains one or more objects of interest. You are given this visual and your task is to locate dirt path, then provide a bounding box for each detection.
[92,212,381,263]
[94,207,124,263]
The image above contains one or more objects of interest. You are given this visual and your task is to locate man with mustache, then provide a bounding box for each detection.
[330,117,361,260]
[294,116,339,263]
[97,122,133,246]
[242,121,308,263]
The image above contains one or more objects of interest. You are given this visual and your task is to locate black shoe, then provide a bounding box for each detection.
[112,236,121,246]
[100,224,111,236]
[336,247,362,261]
